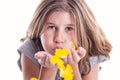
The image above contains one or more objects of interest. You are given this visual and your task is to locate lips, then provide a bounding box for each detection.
[51,44,70,54]
[53,47,62,51]
[52,46,64,53]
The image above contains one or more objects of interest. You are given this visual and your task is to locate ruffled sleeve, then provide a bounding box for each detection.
[79,55,107,74]
[89,55,106,67]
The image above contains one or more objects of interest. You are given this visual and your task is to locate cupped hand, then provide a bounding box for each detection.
[34,51,56,68]
[67,47,86,68]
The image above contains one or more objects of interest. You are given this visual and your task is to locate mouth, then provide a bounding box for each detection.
[52,46,64,54]
[53,47,62,51]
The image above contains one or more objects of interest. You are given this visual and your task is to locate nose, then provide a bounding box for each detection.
[54,30,65,43]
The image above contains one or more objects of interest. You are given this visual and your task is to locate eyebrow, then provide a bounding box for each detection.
[46,22,55,25]
[46,22,75,27]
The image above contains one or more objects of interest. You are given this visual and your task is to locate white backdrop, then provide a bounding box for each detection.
[0,0,120,80]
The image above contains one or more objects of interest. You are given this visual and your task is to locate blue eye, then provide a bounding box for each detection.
[65,27,74,31]
[48,26,56,30]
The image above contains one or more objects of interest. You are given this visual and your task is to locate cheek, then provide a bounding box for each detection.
[67,33,75,42]
[64,33,75,48]
[40,33,53,51]
[40,34,46,45]
[69,33,76,46]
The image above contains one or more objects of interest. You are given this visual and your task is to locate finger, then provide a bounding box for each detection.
[38,54,46,65]
[77,47,86,59]
[38,59,42,64]
[44,52,52,58]
[34,51,52,59]
[34,51,45,59]
[71,49,80,62]
[61,57,67,65]
[71,49,77,61]
[67,50,73,63]
[45,56,50,65]
[37,54,45,65]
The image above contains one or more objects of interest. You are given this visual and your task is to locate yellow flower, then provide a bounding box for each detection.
[30,42,75,80]
[30,77,38,80]
[57,59,64,68]
[50,56,59,64]
[50,42,76,80]
[66,64,73,74]
[61,64,73,80]
[50,49,68,65]
[55,49,68,58]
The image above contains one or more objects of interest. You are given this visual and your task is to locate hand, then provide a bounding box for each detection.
[34,51,56,68]
[67,47,86,68]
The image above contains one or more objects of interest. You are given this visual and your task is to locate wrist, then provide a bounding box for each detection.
[42,65,57,71]
[72,66,82,80]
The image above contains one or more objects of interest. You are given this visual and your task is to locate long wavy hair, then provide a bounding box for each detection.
[22,0,112,76]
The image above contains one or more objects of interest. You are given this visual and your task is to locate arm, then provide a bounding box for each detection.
[68,47,99,80]
[82,64,99,80]
[35,51,58,80]
[70,62,99,80]
[39,66,57,80]
[21,52,58,80]
[21,53,39,80]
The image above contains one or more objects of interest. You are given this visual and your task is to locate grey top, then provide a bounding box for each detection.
[17,39,106,80]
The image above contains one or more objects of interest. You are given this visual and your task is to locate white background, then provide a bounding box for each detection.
[0,0,120,80]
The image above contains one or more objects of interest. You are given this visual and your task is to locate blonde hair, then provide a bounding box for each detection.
[23,0,112,76]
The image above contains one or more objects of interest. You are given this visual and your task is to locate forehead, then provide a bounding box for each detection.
[46,11,75,25]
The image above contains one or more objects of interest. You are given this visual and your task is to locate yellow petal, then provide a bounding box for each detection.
[57,59,64,69]
[62,64,73,80]
[55,49,68,58]
[30,77,38,80]
[50,48,74,80]
[50,56,58,64]
[66,64,73,73]
[71,41,76,51]
[60,66,65,77]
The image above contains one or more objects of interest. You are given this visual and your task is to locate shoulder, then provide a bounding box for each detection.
[79,55,107,74]
[17,39,39,55]
[17,39,40,70]
[89,55,106,67]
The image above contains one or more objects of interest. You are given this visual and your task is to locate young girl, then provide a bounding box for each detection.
[17,0,112,80]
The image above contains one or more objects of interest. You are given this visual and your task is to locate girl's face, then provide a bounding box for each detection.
[40,12,75,55]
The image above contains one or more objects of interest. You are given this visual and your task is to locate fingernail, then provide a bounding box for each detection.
[80,47,86,54]
[34,53,37,57]
[34,52,40,59]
